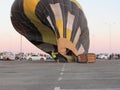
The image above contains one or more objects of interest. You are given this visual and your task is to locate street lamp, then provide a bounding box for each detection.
[108,23,112,54]
[20,35,22,53]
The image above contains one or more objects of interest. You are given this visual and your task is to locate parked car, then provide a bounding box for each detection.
[0,55,3,60]
[0,52,3,60]
[27,55,46,61]
[2,52,15,60]
[46,54,53,59]
[45,54,55,62]
[15,53,26,60]
[39,54,47,60]
[97,54,110,60]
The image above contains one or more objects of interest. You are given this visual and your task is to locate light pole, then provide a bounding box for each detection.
[108,22,116,54]
[109,23,112,54]
[20,35,22,53]
[105,22,113,54]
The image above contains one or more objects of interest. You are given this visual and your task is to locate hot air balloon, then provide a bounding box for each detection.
[11,0,89,62]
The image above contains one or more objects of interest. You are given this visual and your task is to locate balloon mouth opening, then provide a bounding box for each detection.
[57,38,78,60]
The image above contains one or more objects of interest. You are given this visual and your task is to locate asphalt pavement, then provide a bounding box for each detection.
[0,60,120,90]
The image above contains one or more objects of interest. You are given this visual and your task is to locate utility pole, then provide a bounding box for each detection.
[20,35,22,53]
[109,23,111,54]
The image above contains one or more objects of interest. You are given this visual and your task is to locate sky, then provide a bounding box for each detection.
[0,0,120,54]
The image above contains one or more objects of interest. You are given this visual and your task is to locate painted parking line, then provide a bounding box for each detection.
[58,64,65,81]
[61,63,65,72]
[54,87,120,90]
[58,77,62,81]
[60,72,64,75]
[54,87,60,90]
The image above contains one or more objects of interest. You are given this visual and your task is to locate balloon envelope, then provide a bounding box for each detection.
[11,0,89,61]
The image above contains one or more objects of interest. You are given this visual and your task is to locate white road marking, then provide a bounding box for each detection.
[58,64,65,81]
[54,87,120,90]
[54,87,60,90]
[60,72,64,75]
[61,63,65,72]
[58,77,62,81]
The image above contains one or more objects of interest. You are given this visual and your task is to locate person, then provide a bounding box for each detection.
[51,51,59,63]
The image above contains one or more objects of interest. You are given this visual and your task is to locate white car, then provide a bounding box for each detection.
[27,55,46,61]
[0,55,3,60]
[2,52,15,60]
[97,54,110,59]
